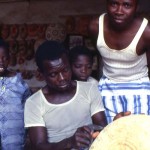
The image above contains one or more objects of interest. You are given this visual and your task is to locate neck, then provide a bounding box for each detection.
[45,80,76,94]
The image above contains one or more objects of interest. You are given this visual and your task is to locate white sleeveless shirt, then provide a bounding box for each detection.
[97,13,148,82]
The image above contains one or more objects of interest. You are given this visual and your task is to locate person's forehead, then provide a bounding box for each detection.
[73,55,92,62]
[44,54,69,68]
[50,57,65,66]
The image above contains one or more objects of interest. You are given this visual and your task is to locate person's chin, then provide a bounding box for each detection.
[79,77,87,81]
[57,84,70,91]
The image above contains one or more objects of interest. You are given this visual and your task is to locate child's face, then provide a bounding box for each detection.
[71,55,93,81]
[0,47,9,75]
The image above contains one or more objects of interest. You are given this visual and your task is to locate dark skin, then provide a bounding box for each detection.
[113,111,131,120]
[89,0,150,55]
[0,47,16,77]
[28,54,107,150]
[89,0,150,119]
[71,55,93,81]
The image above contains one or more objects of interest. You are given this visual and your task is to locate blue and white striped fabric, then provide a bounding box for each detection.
[99,76,150,124]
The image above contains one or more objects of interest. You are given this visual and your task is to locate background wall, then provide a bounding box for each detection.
[0,0,106,24]
[0,0,149,24]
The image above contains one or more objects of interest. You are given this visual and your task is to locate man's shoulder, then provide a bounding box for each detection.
[77,80,98,90]
[135,17,150,50]
[133,17,147,28]
[26,89,42,103]
[143,18,150,40]
[87,76,99,84]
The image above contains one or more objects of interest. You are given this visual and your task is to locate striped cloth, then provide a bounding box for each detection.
[99,76,150,124]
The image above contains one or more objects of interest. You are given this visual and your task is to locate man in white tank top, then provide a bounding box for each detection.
[89,0,150,123]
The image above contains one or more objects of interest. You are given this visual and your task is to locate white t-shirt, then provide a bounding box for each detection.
[25,81,104,143]
[87,76,98,84]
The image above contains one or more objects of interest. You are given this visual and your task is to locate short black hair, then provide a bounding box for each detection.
[69,46,93,64]
[35,40,67,72]
[107,0,139,4]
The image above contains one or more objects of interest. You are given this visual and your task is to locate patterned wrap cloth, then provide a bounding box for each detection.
[0,73,31,150]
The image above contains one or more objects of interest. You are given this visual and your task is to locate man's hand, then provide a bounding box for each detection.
[91,131,100,139]
[113,111,131,121]
[71,126,93,149]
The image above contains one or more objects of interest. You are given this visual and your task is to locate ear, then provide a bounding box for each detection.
[35,68,45,81]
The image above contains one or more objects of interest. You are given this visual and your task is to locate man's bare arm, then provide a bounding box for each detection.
[92,111,107,127]
[28,126,94,150]
[28,127,73,150]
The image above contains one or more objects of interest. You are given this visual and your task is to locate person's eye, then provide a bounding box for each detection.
[124,3,131,8]
[110,2,118,7]
[49,72,57,78]
[87,65,92,69]
[74,64,82,68]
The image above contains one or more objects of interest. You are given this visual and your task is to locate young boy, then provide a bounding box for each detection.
[69,46,98,84]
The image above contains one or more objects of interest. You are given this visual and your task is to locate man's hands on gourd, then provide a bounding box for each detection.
[113,111,131,121]
[70,125,100,149]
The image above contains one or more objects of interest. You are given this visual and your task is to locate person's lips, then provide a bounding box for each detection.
[114,17,124,23]
[80,76,87,79]
[58,82,70,89]
[59,84,68,88]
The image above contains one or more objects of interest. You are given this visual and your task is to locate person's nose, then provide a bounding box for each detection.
[81,66,87,73]
[58,72,65,81]
[116,5,123,14]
